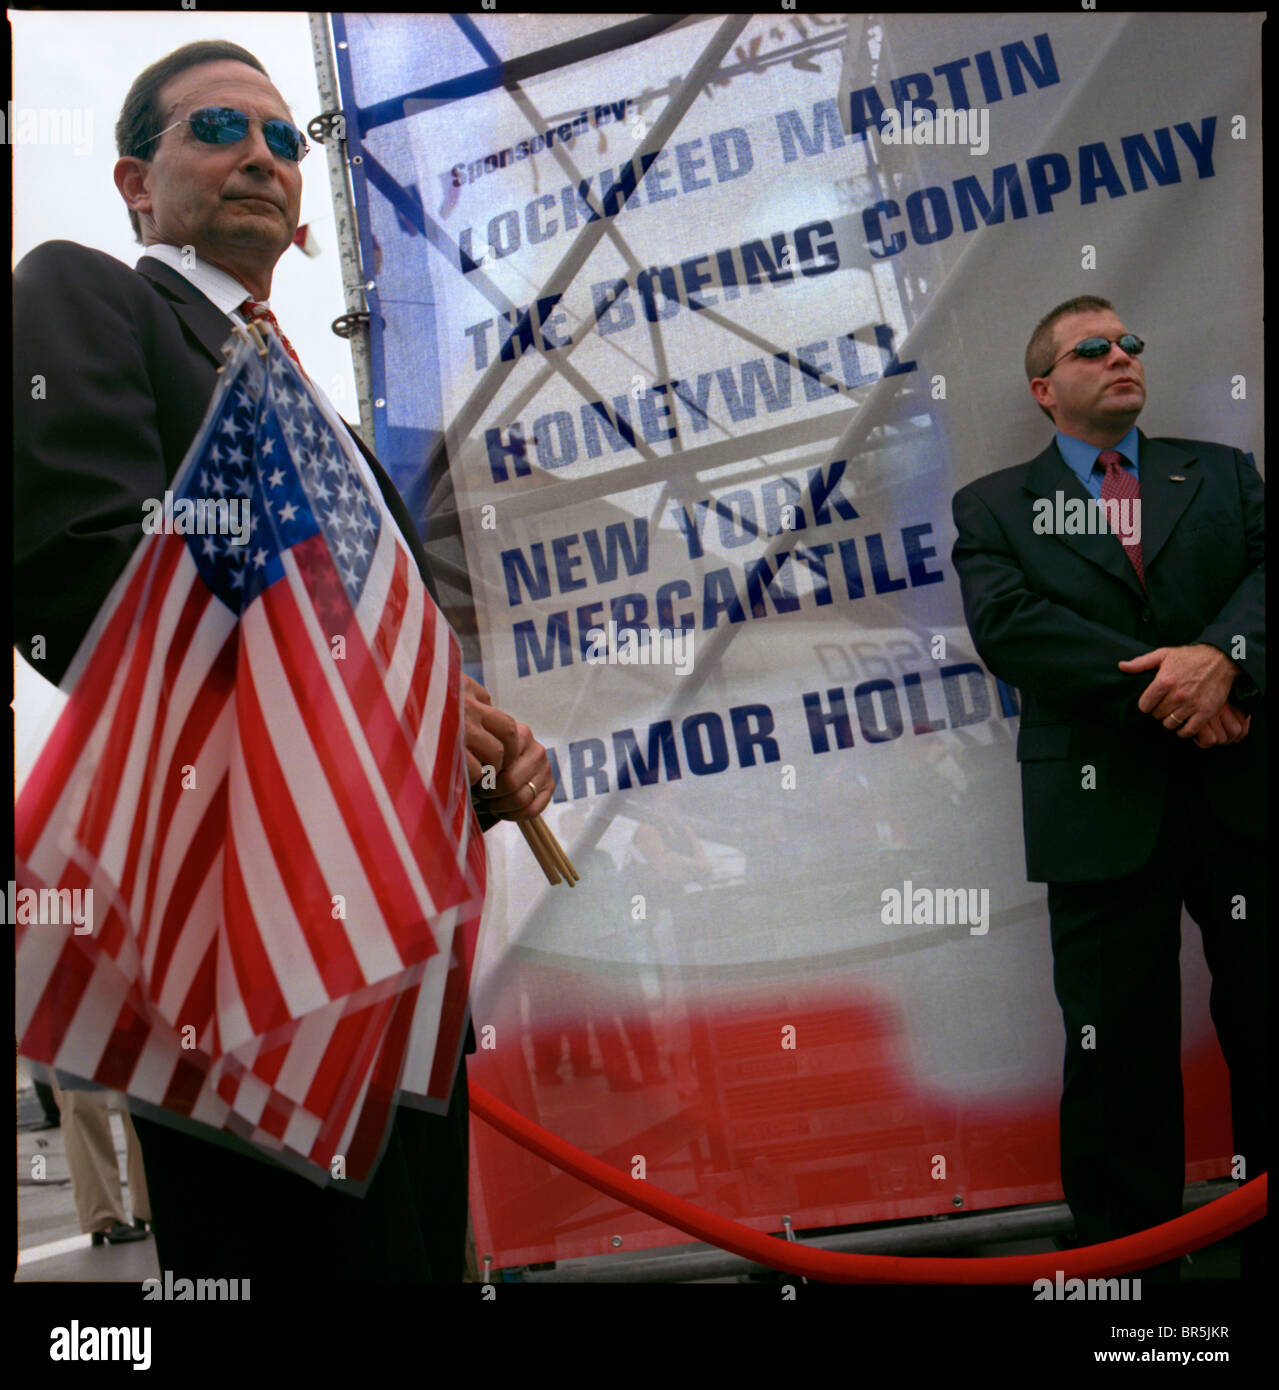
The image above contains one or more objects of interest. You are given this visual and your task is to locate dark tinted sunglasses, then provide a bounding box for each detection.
[1044,334,1144,375]
[141,107,309,162]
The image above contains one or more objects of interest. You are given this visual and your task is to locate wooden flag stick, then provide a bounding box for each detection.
[238,321,270,358]
[541,820,579,885]
[519,818,561,885]
[528,815,578,885]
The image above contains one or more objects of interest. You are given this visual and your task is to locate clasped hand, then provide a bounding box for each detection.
[463,674,553,820]
[1117,644,1249,748]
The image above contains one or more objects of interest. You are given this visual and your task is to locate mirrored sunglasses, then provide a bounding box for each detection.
[1045,334,1144,375]
[142,106,309,162]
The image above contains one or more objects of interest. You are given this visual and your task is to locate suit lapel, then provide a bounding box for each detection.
[1022,440,1143,597]
[136,255,239,367]
[1133,432,1202,574]
[1020,432,1201,594]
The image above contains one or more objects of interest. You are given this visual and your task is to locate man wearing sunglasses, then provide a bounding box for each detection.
[14,41,554,1284]
[950,295,1265,1279]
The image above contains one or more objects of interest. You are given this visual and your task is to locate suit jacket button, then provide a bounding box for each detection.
[1140,609,1152,623]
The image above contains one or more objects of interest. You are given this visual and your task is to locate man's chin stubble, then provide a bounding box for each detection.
[215,216,291,255]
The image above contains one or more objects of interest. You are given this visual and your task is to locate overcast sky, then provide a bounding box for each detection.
[11,9,360,765]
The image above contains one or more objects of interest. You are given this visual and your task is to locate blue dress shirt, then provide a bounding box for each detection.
[1055,426,1140,499]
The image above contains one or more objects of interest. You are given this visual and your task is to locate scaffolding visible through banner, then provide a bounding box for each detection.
[313,11,1261,1275]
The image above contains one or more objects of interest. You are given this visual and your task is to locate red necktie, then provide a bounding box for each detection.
[239,298,309,380]
[1096,449,1145,586]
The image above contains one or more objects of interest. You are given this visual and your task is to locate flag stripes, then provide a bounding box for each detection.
[16,331,485,1188]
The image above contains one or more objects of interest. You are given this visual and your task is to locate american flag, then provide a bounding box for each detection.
[16,330,486,1189]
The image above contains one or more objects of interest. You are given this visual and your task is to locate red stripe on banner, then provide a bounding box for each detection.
[294,533,463,911]
[343,982,420,1176]
[217,1051,250,1114]
[217,1068,239,1107]
[260,558,438,964]
[91,993,154,1092]
[338,634,456,904]
[222,1009,301,1111]
[15,541,175,859]
[427,914,483,1103]
[375,981,420,1093]
[171,935,220,1056]
[145,776,228,1009]
[92,897,130,963]
[217,1050,266,1119]
[74,541,189,859]
[371,544,410,678]
[369,983,418,1097]
[18,934,95,1064]
[427,820,486,1101]
[222,819,292,1037]
[434,636,463,812]
[251,1038,290,1088]
[235,656,366,999]
[401,596,439,748]
[315,981,416,1161]
[258,1088,292,1141]
[356,546,412,800]
[245,1016,305,1135]
[117,582,215,909]
[137,628,238,959]
[299,527,456,864]
[428,952,467,1100]
[310,992,407,1169]
[160,1053,207,1116]
[304,999,385,1141]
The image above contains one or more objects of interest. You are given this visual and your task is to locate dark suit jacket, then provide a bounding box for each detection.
[951,433,1265,883]
[13,237,479,1059]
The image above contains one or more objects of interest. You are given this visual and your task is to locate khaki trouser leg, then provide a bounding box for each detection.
[121,1107,151,1224]
[52,1084,127,1234]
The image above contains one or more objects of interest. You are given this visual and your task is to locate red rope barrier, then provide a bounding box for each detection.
[470,1083,1265,1282]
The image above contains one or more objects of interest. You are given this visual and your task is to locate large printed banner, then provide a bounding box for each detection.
[335,12,1261,1268]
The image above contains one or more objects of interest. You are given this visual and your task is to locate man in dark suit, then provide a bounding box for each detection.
[951,295,1265,1274]
[14,40,552,1282]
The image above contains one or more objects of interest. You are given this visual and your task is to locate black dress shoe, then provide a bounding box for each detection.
[132,1218,150,1234]
[91,1220,148,1246]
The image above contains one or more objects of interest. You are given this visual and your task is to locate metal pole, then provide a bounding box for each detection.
[308,11,376,449]
[516,1180,1238,1282]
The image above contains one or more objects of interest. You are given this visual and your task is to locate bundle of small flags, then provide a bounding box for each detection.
[16,327,485,1190]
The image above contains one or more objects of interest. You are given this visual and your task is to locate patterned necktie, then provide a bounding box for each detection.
[1095,449,1145,586]
[239,298,309,380]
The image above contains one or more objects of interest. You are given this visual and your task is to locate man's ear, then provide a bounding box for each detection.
[1029,376,1055,414]
[114,157,152,217]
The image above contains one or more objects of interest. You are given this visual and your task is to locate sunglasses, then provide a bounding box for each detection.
[1043,334,1144,375]
[140,106,309,162]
